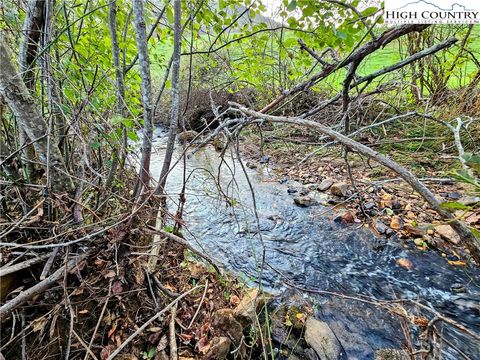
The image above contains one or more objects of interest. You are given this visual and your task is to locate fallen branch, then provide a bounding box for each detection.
[106,285,202,360]
[229,102,480,263]
[260,24,429,113]
[0,253,51,277]
[169,302,178,360]
[0,254,86,323]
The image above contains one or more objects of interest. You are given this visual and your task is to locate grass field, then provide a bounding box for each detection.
[148,25,480,92]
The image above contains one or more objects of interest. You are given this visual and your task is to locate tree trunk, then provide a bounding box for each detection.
[18,0,47,180]
[103,0,127,199]
[155,0,181,195]
[132,0,154,200]
[0,37,72,193]
[148,0,182,273]
[19,0,46,89]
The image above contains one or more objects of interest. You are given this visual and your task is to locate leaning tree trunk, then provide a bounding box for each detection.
[0,37,72,193]
[132,0,154,201]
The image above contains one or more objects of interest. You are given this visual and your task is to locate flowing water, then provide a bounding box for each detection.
[147,128,480,359]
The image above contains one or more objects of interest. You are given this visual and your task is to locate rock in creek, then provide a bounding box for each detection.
[304,317,345,360]
[177,130,199,143]
[330,183,349,197]
[318,179,334,191]
[294,196,319,207]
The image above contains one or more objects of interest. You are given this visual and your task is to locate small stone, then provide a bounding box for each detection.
[364,201,375,210]
[435,225,461,244]
[259,155,270,164]
[414,238,424,246]
[245,161,257,169]
[330,182,349,197]
[177,130,198,143]
[459,196,480,206]
[396,258,413,270]
[392,200,402,210]
[375,220,388,234]
[404,203,412,211]
[390,216,402,230]
[318,179,334,191]
[294,196,318,207]
[304,317,344,360]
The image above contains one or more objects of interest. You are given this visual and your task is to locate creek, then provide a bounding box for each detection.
[146,128,480,359]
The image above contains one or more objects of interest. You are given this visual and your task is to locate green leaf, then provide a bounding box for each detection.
[385,208,394,216]
[470,226,480,240]
[127,131,140,142]
[361,6,378,17]
[451,170,479,187]
[147,347,156,358]
[287,0,297,11]
[439,201,471,210]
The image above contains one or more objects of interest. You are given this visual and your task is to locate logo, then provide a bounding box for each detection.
[384,0,480,24]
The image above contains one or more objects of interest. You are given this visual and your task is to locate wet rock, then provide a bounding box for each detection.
[304,317,344,360]
[374,220,388,234]
[259,155,270,164]
[233,289,264,328]
[203,337,231,360]
[177,130,198,143]
[435,224,460,244]
[375,349,409,360]
[306,183,319,191]
[330,183,348,197]
[396,258,413,270]
[318,179,334,191]
[294,196,318,207]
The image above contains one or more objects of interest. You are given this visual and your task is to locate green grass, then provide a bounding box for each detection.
[148,25,480,93]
